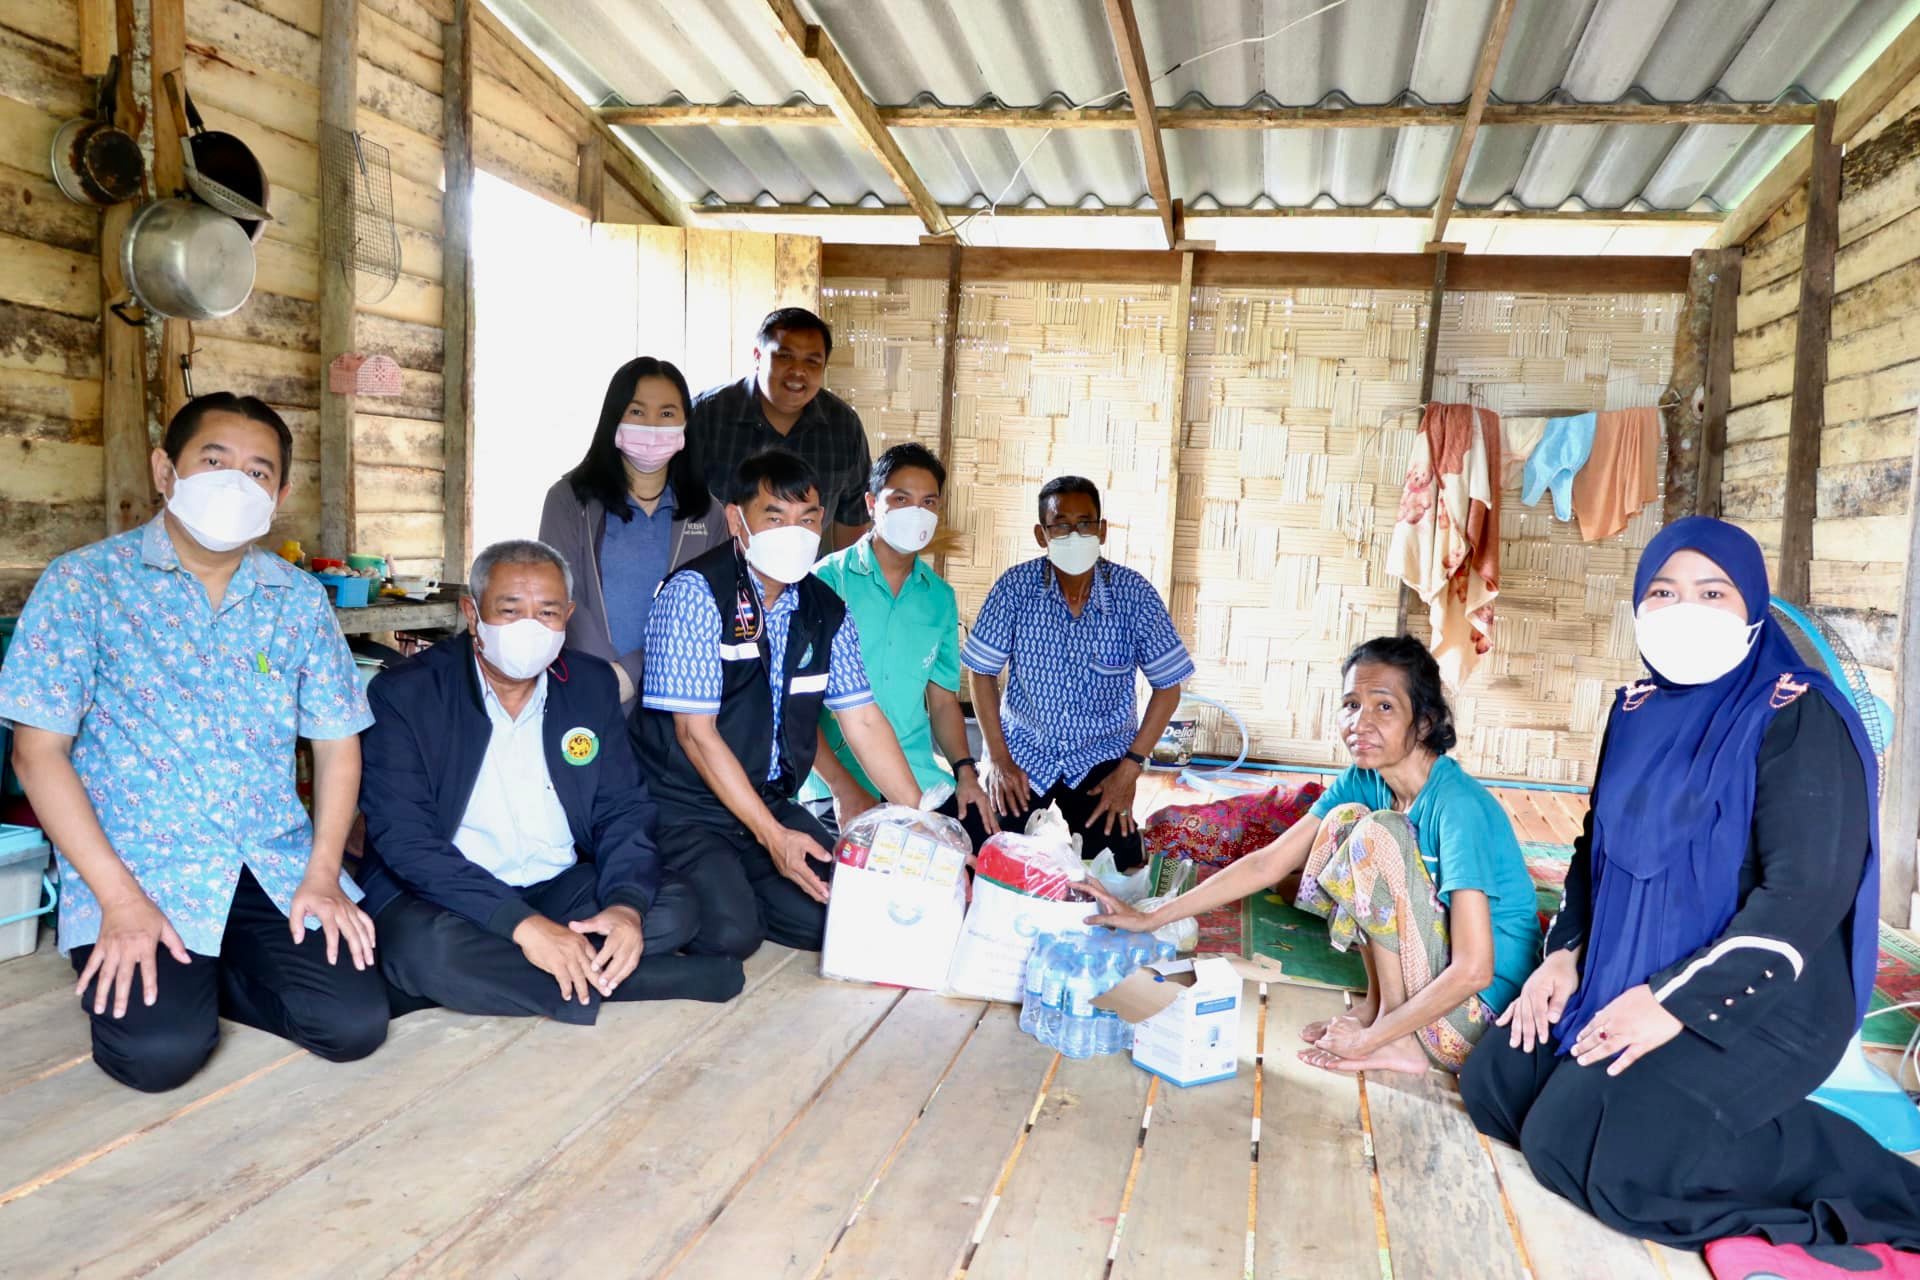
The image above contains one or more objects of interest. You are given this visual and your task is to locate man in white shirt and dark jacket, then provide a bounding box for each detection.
[357,540,744,1022]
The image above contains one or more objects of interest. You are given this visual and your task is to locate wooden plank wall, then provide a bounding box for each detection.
[822,275,1676,785]
[1723,94,1920,706]
[0,1,102,612]
[0,0,663,602]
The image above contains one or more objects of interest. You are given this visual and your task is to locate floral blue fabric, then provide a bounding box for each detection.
[0,519,374,956]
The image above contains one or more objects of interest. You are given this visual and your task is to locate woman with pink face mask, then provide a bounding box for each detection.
[540,357,729,707]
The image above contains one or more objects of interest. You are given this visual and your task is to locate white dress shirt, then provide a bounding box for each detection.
[452,660,577,886]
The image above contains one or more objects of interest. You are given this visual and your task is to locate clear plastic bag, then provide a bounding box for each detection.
[1087,847,1151,905]
[831,804,971,886]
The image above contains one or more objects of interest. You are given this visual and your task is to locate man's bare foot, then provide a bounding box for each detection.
[1298,1035,1429,1076]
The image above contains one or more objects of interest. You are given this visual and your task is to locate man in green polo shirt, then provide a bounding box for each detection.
[802,443,996,840]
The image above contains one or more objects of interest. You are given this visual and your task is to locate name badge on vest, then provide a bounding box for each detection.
[790,672,829,695]
[561,726,599,765]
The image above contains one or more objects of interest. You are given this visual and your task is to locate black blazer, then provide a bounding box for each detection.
[357,632,660,937]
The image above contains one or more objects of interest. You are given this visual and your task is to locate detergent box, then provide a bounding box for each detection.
[1093,956,1244,1087]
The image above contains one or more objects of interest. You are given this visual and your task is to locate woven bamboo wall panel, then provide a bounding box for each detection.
[823,276,1677,786]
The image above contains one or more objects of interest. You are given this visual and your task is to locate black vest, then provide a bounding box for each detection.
[631,541,846,821]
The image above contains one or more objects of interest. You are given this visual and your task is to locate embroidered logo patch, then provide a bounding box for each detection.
[1622,680,1657,712]
[561,726,599,766]
[799,642,814,667]
[1770,673,1809,709]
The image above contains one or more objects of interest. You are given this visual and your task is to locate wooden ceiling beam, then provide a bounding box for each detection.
[1709,15,1920,249]
[760,0,950,235]
[1425,0,1518,250]
[1101,0,1177,248]
[597,100,1821,130]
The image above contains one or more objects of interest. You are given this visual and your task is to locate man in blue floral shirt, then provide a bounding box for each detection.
[0,393,388,1092]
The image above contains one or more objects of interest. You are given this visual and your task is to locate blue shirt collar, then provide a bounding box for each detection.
[847,533,931,592]
[626,483,676,518]
[1043,557,1109,612]
[139,514,293,600]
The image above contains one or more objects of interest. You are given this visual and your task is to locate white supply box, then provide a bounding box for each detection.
[820,821,968,991]
[1094,956,1244,1087]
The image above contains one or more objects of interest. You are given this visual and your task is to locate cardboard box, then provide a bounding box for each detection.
[1094,957,1244,1087]
[820,859,968,992]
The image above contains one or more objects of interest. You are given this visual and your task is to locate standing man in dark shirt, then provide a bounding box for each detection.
[688,307,873,552]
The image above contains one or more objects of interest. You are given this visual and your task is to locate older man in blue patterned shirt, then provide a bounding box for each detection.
[961,476,1195,870]
[0,394,387,1093]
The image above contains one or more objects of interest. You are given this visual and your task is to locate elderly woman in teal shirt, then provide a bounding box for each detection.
[1090,635,1540,1075]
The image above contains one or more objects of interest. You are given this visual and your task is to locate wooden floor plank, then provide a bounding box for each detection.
[671,989,987,1280]
[415,963,902,1278]
[0,1022,297,1195]
[1367,1068,1528,1280]
[1257,983,1379,1280]
[817,1003,1054,1280]
[0,987,94,1089]
[1486,1136,1664,1280]
[0,935,66,1010]
[1652,1242,1714,1278]
[966,1051,1148,1280]
[151,948,803,1277]
[0,1008,531,1277]
[1111,982,1259,1279]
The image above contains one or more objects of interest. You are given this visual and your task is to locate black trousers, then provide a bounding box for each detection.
[1461,1031,1920,1250]
[655,799,836,956]
[959,756,1145,870]
[375,863,744,1024]
[67,866,389,1094]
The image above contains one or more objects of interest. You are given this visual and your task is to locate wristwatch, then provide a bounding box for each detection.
[951,756,978,775]
[1122,750,1147,766]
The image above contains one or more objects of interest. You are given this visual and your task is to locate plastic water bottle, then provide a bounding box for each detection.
[1061,954,1098,1059]
[1153,940,1178,965]
[1020,932,1056,1036]
[1039,940,1074,1048]
[1126,942,1152,972]
[1094,950,1128,1055]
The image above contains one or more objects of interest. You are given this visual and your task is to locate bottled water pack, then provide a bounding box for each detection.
[1019,928,1177,1058]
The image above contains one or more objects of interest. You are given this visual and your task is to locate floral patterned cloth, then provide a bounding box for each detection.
[1390,402,1502,687]
[0,518,374,956]
[1142,781,1325,956]
[1297,801,1492,1071]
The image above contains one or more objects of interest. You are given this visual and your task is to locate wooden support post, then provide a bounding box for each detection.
[1778,101,1839,605]
[577,136,605,222]
[94,0,150,534]
[1662,251,1713,522]
[1425,0,1517,248]
[1884,415,1920,927]
[1101,0,1178,249]
[151,0,191,430]
[442,0,475,581]
[319,0,358,557]
[1696,248,1741,519]
[1400,250,1450,635]
[932,241,962,575]
[1156,251,1194,596]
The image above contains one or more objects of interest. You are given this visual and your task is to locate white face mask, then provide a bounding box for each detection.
[475,617,565,681]
[874,505,938,555]
[167,467,277,553]
[1046,532,1102,576]
[741,523,821,585]
[1633,602,1761,686]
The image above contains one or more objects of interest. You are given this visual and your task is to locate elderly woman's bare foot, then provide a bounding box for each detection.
[1297,1036,1429,1076]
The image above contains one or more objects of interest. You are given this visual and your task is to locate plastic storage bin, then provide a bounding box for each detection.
[0,617,18,796]
[315,573,372,608]
[0,824,54,961]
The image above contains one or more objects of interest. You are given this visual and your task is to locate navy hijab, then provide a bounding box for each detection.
[1556,517,1881,1050]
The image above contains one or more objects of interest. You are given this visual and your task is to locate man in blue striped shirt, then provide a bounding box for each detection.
[960,476,1194,870]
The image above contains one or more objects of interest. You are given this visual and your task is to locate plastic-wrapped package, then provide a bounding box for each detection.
[945,807,1098,1002]
[821,805,972,991]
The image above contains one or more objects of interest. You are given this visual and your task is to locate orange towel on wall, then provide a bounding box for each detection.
[1390,403,1502,687]
[1572,407,1661,541]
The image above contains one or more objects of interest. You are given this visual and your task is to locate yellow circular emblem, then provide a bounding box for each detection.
[561,726,599,766]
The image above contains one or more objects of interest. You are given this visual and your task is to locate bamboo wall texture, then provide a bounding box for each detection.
[824,277,1677,786]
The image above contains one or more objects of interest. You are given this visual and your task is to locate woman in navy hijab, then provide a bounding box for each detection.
[1461,518,1920,1270]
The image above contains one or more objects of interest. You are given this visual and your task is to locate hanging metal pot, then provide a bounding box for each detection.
[110,197,256,326]
[49,55,144,207]
[163,71,273,242]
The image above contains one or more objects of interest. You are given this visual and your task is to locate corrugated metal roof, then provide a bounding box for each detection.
[489,0,1920,226]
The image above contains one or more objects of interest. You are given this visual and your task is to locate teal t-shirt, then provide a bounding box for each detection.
[1308,756,1541,1014]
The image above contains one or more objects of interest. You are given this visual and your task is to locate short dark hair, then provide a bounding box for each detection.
[1341,636,1458,755]
[563,356,712,525]
[1038,475,1101,522]
[163,392,293,481]
[729,448,819,508]
[755,306,833,360]
[870,442,946,495]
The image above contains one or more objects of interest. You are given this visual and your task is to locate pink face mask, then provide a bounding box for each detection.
[616,424,684,473]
